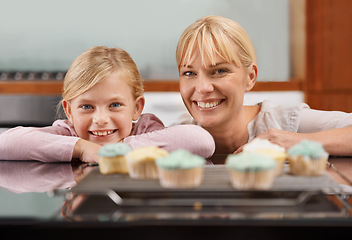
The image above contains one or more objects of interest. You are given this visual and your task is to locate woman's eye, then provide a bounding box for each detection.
[182,71,196,77]
[214,69,228,75]
[110,102,121,108]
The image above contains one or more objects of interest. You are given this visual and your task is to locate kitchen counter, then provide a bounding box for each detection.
[0,157,351,239]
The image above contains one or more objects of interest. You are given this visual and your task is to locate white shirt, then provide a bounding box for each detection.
[178,100,352,143]
[248,100,352,141]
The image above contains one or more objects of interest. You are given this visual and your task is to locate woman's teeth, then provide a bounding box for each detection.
[197,101,221,109]
[91,130,114,136]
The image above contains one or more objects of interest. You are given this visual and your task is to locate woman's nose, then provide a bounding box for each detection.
[92,109,109,125]
[195,75,214,94]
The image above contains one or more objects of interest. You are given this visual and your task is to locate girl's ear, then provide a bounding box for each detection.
[245,63,258,92]
[132,96,145,121]
[62,100,73,123]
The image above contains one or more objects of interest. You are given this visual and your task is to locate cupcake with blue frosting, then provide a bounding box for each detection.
[98,143,132,174]
[225,152,277,190]
[156,149,206,188]
[287,140,328,176]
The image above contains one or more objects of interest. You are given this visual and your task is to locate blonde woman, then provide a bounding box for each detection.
[0,46,215,163]
[177,15,352,162]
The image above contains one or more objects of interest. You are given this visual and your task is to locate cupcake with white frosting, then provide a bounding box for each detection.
[156,149,205,188]
[243,138,287,175]
[225,152,277,190]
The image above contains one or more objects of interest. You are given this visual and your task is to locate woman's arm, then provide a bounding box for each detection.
[255,127,352,156]
[256,108,352,156]
[124,124,215,158]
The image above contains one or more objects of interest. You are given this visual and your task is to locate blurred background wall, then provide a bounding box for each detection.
[1,0,351,128]
[0,0,290,81]
[0,0,299,127]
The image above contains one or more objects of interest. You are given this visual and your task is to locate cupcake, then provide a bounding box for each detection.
[287,140,328,176]
[156,149,206,188]
[243,138,287,175]
[98,143,132,174]
[126,146,169,179]
[225,152,277,190]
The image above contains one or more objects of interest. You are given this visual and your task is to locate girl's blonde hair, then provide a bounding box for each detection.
[176,15,256,69]
[62,46,144,102]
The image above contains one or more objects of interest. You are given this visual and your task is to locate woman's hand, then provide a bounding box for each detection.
[236,126,352,156]
[255,128,304,150]
[234,128,303,154]
[72,139,101,163]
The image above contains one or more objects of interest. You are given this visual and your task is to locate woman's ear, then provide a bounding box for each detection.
[245,63,257,92]
[62,100,73,123]
[132,96,145,121]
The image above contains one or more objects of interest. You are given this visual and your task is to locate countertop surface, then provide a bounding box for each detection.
[0,157,352,238]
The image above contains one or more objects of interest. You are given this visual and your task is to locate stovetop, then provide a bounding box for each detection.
[0,71,66,81]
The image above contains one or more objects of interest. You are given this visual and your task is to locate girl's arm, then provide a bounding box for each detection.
[124,124,215,158]
[0,125,80,162]
[72,139,101,163]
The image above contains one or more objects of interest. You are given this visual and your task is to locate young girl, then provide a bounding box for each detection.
[176,15,352,162]
[0,46,215,163]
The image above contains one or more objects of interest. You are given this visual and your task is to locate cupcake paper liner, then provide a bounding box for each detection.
[228,169,276,190]
[127,157,159,179]
[158,167,204,188]
[288,155,327,176]
[98,156,129,174]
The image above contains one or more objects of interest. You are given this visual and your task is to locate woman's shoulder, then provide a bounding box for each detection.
[257,100,310,114]
[248,100,310,140]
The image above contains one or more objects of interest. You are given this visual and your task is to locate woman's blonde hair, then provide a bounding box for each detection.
[176,15,256,69]
[62,46,144,102]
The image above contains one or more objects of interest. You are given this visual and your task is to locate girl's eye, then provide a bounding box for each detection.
[110,102,121,108]
[81,104,93,110]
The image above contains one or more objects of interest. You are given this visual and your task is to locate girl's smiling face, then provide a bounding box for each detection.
[63,72,144,146]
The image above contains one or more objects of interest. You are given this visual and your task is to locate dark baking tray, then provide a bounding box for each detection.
[70,165,341,195]
[63,165,350,221]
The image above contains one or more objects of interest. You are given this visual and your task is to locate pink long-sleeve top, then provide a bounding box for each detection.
[0,113,215,162]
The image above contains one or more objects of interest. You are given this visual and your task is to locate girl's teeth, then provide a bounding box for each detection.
[92,130,113,136]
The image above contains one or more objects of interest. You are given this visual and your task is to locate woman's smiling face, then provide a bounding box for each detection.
[179,50,256,129]
[63,72,144,146]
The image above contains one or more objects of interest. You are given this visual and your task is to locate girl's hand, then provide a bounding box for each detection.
[73,139,101,163]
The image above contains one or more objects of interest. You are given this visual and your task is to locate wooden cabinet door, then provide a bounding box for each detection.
[305,0,352,112]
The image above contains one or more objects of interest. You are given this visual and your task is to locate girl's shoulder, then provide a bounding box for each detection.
[52,119,78,136]
[130,113,165,135]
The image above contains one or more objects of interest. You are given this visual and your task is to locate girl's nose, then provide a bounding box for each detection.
[92,109,109,125]
[195,75,214,94]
